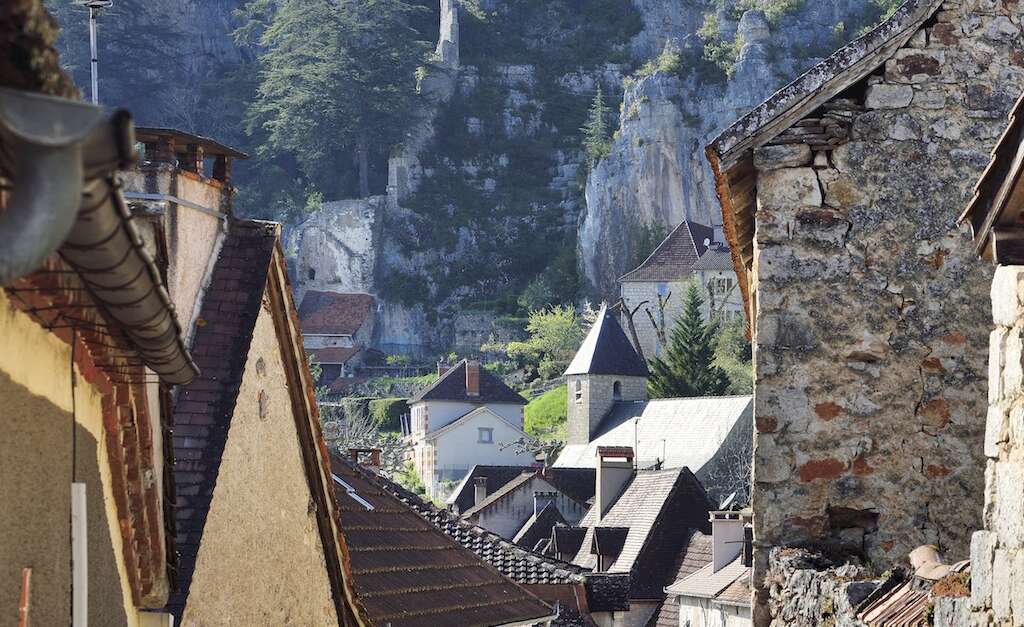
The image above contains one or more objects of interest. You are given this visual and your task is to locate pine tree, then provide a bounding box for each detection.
[581,87,611,168]
[648,283,730,398]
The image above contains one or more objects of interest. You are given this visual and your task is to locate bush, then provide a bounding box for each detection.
[369,397,409,432]
[524,385,568,440]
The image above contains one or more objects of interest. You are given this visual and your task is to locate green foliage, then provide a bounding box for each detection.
[874,0,903,19]
[582,88,612,168]
[362,373,438,397]
[524,385,568,441]
[714,317,753,394]
[506,305,586,379]
[368,397,409,431]
[648,285,730,398]
[635,47,684,80]
[395,460,427,497]
[386,354,412,366]
[698,13,745,77]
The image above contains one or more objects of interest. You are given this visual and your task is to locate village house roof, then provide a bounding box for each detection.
[461,471,540,518]
[306,346,361,365]
[448,465,596,514]
[298,290,374,336]
[704,0,945,324]
[408,359,527,405]
[570,467,714,600]
[959,90,1024,262]
[564,305,649,377]
[166,220,349,621]
[618,221,714,283]
[646,531,714,627]
[692,246,735,272]
[136,126,249,160]
[513,502,570,552]
[554,396,753,471]
[664,556,751,608]
[329,455,555,627]
[423,405,530,442]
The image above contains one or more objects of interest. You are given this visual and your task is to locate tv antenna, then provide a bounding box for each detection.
[82,1,114,104]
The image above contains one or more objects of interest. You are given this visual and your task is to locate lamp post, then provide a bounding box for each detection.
[84,1,113,105]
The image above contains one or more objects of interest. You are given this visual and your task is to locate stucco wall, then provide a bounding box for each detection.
[592,601,658,627]
[749,1,1021,595]
[420,399,524,431]
[620,280,690,360]
[470,475,588,539]
[425,409,536,496]
[679,597,752,627]
[182,299,338,626]
[0,292,138,625]
[567,375,648,446]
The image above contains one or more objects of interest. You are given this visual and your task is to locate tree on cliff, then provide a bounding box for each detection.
[581,87,611,168]
[648,284,730,398]
[245,0,430,198]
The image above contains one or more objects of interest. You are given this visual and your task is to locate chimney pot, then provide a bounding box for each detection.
[474,476,488,505]
[348,448,383,475]
[466,361,481,397]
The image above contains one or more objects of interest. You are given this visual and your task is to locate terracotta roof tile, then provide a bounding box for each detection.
[298,291,373,336]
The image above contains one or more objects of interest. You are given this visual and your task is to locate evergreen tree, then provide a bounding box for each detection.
[648,283,730,398]
[581,87,611,168]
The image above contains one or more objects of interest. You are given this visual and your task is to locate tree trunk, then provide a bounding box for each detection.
[356,135,370,198]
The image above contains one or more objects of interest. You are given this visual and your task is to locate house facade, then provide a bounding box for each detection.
[459,471,589,541]
[407,360,533,497]
[298,290,375,383]
[705,0,1022,620]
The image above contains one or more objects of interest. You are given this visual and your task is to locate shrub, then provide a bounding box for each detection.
[368,397,409,432]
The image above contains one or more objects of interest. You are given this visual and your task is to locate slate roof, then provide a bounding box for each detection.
[329,456,554,627]
[166,220,280,618]
[564,305,649,377]
[554,396,752,472]
[692,246,735,272]
[571,467,713,599]
[298,290,373,335]
[665,556,751,607]
[647,531,714,627]
[619,221,714,282]
[513,502,570,551]
[306,346,361,365]
[409,359,527,405]
[461,471,538,518]
[450,465,596,515]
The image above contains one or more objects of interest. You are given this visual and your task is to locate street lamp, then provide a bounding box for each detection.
[83,1,113,105]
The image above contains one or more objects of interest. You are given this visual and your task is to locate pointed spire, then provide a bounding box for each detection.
[564,305,649,377]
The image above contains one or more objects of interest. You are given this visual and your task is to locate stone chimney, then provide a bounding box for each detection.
[437,361,450,377]
[349,448,382,475]
[596,446,634,521]
[466,361,480,397]
[711,510,749,572]
[474,476,488,505]
[534,491,558,516]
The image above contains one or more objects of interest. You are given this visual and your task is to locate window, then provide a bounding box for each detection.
[612,381,622,400]
[307,267,316,280]
[656,282,669,297]
[477,427,493,444]
[574,379,583,403]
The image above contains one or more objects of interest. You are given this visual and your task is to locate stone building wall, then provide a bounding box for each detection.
[566,374,648,446]
[620,280,689,360]
[751,1,1022,594]
[970,266,1024,622]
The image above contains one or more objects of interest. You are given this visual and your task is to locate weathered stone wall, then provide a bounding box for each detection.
[764,548,876,627]
[566,374,648,446]
[970,265,1024,623]
[752,2,1022,602]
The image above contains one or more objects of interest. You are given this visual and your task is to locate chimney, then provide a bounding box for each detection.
[711,510,748,572]
[349,448,382,475]
[437,361,450,377]
[534,491,558,516]
[466,361,480,397]
[474,476,488,505]
[596,447,634,521]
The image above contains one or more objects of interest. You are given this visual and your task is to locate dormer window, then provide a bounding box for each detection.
[612,381,622,400]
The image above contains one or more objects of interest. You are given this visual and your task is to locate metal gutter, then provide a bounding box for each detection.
[122,191,225,222]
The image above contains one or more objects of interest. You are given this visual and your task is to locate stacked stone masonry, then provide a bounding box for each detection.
[970,266,1024,624]
[752,2,1023,608]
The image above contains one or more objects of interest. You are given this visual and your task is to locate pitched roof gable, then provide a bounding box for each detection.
[564,305,649,377]
[513,502,569,551]
[460,471,540,518]
[329,456,554,627]
[409,359,527,405]
[619,221,713,282]
[447,465,596,513]
[423,405,530,442]
[298,290,373,336]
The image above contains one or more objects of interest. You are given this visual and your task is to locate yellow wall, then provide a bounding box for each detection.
[181,295,339,626]
[0,290,144,625]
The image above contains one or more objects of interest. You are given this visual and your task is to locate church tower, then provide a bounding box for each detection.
[564,305,649,446]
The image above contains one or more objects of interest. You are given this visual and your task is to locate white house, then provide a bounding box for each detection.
[406,360,533,497]
[458,471,589,542]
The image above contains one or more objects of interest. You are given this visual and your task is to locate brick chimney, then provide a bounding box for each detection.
[349,448,382,475]
[474,476,488,505]
[466,361,481,397]
[596,446,634,521]
[710,510,750,572]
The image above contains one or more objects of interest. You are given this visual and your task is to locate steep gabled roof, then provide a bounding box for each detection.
[692,246,735,272]
[619,221,714,283]
[298,290,374,336]
[564,305,649,377]
[461,471,539,519]
[647,532,714,627]
[409,359,527,405]
[665,556,751,607]
[705,0,945,325]
[513,502,570,551]
[329,456,554,627]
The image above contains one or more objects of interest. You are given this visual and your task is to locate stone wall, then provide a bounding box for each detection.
[764,548,876,627]
[751,2,1022,604]
[566,374,648,446]
[970,265,1024,622]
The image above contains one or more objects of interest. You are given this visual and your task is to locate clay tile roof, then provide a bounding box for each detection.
[329,456,554,627]
[298,291,374,336]
[408,359,527,405]
[564,305,649,377]
[619,221,713,282]
[306,346,361,365]
[166,219,279,619]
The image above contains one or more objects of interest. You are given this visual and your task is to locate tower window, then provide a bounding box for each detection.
[575,380,583,403]
[477,427,493,444]
[613,381,622,400]
[307,267,316,280]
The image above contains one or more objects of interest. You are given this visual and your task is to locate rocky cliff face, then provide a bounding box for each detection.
[581,1,885,297]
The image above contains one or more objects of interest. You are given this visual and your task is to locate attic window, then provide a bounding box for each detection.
[613,381,622,400]
[478,427,493,444]
[331,474,374,511]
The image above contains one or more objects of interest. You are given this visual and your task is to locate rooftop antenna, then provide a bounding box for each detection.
[83,1,114,104]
